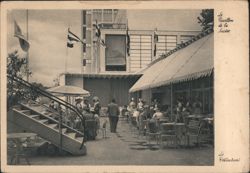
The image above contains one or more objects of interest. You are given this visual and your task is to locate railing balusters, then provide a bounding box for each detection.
[8,75,86,150]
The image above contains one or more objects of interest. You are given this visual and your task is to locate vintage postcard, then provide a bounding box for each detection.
[0,1,249,173]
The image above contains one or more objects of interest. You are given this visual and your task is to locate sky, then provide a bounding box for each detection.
[7,9,202,87]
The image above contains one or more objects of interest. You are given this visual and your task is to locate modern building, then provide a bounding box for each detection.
[60,9,201,106]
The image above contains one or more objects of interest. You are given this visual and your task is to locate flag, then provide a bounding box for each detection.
[14,20,30,52]
[153,29,158,57]
[93,20,101,38]
[67,28,84,48]
[126,26,130,56]
[153,29,159,43]
[82,59,86,66]
[153,44,157,57]
[100,39,106,47]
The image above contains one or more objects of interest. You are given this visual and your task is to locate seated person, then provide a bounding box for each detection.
[152,107,164,120]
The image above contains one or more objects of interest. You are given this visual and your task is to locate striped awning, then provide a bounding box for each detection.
[129,32,213,92]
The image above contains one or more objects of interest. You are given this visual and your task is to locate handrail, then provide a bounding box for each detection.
[8,74,86,150]
[24,100,84,136]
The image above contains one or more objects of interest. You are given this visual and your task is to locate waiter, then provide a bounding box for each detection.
[107,98,120,133]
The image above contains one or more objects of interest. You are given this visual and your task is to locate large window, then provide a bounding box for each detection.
[93,9,102,21]
[156,35,177,59]
[105,35,126,71]
[103,9,113,23]
[180,35,195,44]
[130,35,152,72]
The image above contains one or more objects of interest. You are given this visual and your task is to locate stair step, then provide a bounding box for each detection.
[30,115,40,119]
[47,123,57,129]
[65,132,76,139]
[20,110,31,115]
[62,128,67,133]
[75,137,84,142]
[13,105,22,110]
[39,119,49,124]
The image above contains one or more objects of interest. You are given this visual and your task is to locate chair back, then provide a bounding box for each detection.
[102,120,107,128]
[187,118,201,135]
[147,121,158,133]
[160,123,175,135]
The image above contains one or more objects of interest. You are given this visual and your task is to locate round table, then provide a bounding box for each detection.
[7,133,37,165]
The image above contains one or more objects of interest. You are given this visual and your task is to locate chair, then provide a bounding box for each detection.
[129,116,138,134]
[138,119,148,138]
[159,123,177,148]
[146,120,160,145]
[100,120,108,139]
[186,118,202,147]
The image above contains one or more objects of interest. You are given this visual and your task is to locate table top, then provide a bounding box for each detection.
[187,115,204,118]
[7,133,37,139]
[203,117,214,121]
[161,122,185,126]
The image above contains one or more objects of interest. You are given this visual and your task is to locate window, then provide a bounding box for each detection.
[105,35,126,71]
[103,9,113,23]
[180,35,195,44]
[130,35,152,72]
[156,35,177,59]
[93,9,102,21]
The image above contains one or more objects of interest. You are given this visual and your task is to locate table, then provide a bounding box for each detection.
[159,118,169,124]
[7,133,37,165]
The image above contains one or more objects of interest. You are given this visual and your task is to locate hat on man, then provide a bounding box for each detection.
[75,97,83,102]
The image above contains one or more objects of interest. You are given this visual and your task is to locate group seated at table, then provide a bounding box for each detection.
[125,98,214,147]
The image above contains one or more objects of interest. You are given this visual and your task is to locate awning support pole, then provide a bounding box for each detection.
[170,83,173,121]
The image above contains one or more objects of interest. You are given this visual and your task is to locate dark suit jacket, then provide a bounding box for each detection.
[107,102,119,117]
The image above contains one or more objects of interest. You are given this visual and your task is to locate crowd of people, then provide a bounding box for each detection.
[122,97,204,131]
[47,95,204,138]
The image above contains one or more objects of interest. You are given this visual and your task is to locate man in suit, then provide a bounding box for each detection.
[107,99,120,133]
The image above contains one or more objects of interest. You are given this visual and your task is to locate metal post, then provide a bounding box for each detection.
[26,10,29,82]
[171,83,173,121]
[58,104,63,154]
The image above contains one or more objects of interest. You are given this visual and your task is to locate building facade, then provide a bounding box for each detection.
[62,9,201,106]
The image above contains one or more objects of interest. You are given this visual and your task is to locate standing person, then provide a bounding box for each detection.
[75,97,83,112]
[93,96,101,116]
[193,97,202,115]
[107,99,120,133]
[128,97,136,112]
[137,98,144,111]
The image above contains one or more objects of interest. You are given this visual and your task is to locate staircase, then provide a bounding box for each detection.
[7,75,87,156]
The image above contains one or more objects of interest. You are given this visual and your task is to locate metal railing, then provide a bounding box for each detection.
[7,74,86,151]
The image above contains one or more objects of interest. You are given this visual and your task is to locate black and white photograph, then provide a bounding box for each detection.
[1,1,248,173]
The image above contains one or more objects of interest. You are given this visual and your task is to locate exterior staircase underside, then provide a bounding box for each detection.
[8,101,86,156]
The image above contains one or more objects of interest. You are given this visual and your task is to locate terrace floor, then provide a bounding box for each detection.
[8,117,214,166]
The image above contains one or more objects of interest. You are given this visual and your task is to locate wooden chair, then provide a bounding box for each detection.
[186,118,202,147]
[159,123,177,148]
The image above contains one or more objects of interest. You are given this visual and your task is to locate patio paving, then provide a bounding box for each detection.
[11,117,214,165]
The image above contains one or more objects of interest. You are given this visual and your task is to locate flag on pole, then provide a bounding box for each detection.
[153,28,158,56]
[93,20,101,38]
[67,28,84,48]
[14,20,30,52]
[82,59,86,66]
[126,24,130,56]
[100,39,106,47]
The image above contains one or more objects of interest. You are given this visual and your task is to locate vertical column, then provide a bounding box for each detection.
[176,34,181,46]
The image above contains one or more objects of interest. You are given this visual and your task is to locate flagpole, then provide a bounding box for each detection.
[65,28,69,74]
[26,9,29,82]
